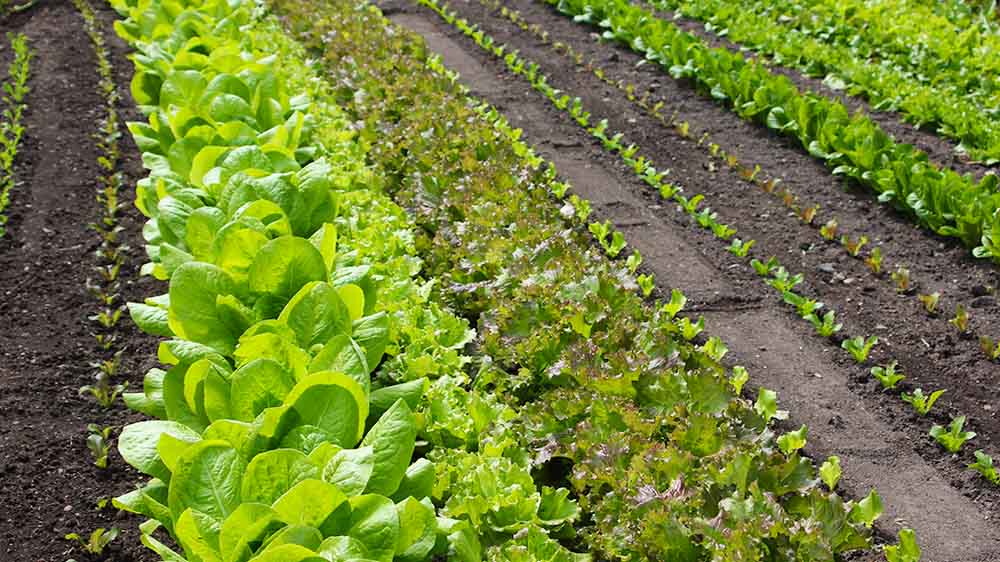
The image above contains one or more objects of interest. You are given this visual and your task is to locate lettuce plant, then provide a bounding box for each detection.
[864,246,883,275]
[891,267,911,293]
[806,310,841,337]
[949,304,970,334]
[884,528,921,562]
[727,237,755,257]
[65,527,118,555]
[969,451,1000,486]
[86,424,113,469]
[871,361,905,390]
[841,335,878,363]
[930,416,976,453]
[902,388,945,415]
[918,292,941,315]
[820,456,841,491]
[820,218,838,241]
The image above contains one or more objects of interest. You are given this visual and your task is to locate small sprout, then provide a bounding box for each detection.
[884,528,921,562]
[918,292,940,315]
[79,371,126,409]
[725,152,738,168]
[891,267,911,293]
[730,365,749,395]
[637,273,655,297]
[700,336,728,361]
[841,234,869,257]
[661,289,687,318]
[979,335,1000,360]
[806,310,842,337]
[969,450,1000,485]
[677,315,705,340]
[929,416,976,454]
[777,425,808,456]
[697,132,710,146]
[762,177,780,193]
[780,189,795,208]
[949,303,970,334]
[820,456,841,491]
[727,237,755,257]
[625,250,643,274]
[767,267,804,292]
[871,361,905,390]
[677,193,704,214]
[605,230,627,257]
[819,218,839,240]
[841,335,878,363]
[65,527,119,555]
[710,221,736,240]
[799,204,819,225]
[751,256,779,276]
[709,142,721,157]
[86,424,113,469]
[864,246,883,275]
[676,120,690,138]
[658,182,678,199]
[849,489,883,528]
[783,291,823,317]
[739,164,761,182]
[901,388,945,416]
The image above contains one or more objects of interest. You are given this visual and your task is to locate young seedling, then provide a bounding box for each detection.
[871,361,905,390]
[799,204,819,225]
[949,303,970,334]
[625,250,642,274]
[820,456,841,490]
[751,256,779,276]
[727,237,755,257]
[658,182,678,199]
[806,310,842,337]
[65,527,119,555]
[661,288,687,318]
[969,450,1000,485]
[841,234,869,257]
[739,164,761,183]
[676,120,690,138]
[980,335,1000,360]
[864,246,883,275]
[700,336,728,361]
[841,335,878,363]
[637,273,654,297]
[884,528,921,562]
[783,291,823,317]
[86,424,113,469]
[890,267,911,293]
[762,177,780,193]
[605,230,626,257]
[929,416,976,454]
[901,388,945,415]
[918,292,940,315]
[677,315,705,341]
[730,365,749,395]
[819,218,838,241]
[79,371,126,409]
[768,267,804,292]
[588,220,611,247]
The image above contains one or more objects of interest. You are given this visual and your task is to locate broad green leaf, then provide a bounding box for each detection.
[777,425,808,456]
[322,446,375,496]
[219,503,284,562]
[168,262,239,354]
[128,302,173,337]
[118,420,201,481]
[286,371,369,446]
[352,312,389,372]
[230,359,297,422]
[271,479,348,530]
[394,497,436,561]
[369,379,427,423]
[337,284,365,322]
[245,543,326,562]
[391,459,435,502]
[308,335,369,394]
[317,536,368,560]
[249,237,327,302]
[175,508,223,562]
[278,282,352,348]
[849,489,883,528]
[348,495,400,562]
[309,222,337,272]
[242,448,319,505]
[168,440,245,521]
[361,399,417,497]
[820,456,841,491]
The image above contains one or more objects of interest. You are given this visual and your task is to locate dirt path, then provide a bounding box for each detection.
[0,1,156,560]
[384,3,1000,560]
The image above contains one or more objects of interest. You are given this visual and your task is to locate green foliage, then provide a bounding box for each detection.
[727,237,755,257]
[929,416,976,453]
[901,388,945,415]
[79,371,127,408]
[871,361,905,390]
[969,451,1000,486]
[65,527,119,555]
[841,335,878,363]
[806,310,841,337]
[0,32,31,238]
[819,456,841,491]
[86,424,113,469]
[884,528,921,562]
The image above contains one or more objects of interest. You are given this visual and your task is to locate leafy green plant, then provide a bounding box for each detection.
[637,273,654,297]
[918,292,941,315]
[79,372,126,409]
[85,424,112,469]
[969,451,1000,485]
[902,388,946,415]
[806,310,842,337]
[0,32,32,238]
[750,256,779,276]
[841,335,878,363]
[661,288,687,318]
[871,361,905,390]
[767,267,804,292]
[930,416,976,453]
[864,246,883,275]
[677,315,705,340]
[949,303,970,334]
[783,291,823,317]
[727,237,755,257]
[891,267,911,293]
[798,204,819,225]
[65,527,119,555]
[884,528,921,562]
[841,234,869,257]
[979,335,1000,360]
[625,250,642,273]
[820,456,841,490]
[820,218,838,241]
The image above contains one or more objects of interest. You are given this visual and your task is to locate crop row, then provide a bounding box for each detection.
[455,0,1000,490]
[273,0,902,559]
[643,0,1000,163]
[0,32,31,238]
[107,0,588,560]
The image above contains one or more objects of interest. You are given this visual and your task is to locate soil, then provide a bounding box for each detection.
[0,1,158,561]
[382,0,1000,559]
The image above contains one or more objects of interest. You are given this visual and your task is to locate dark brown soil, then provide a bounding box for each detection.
[0,1,158,561]
[383,0,1000,559]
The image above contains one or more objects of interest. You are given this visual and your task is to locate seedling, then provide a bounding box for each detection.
[929,416,976,454]
[727,237,755,257]
[700,336,728,361]
[86,424,113,469]
[819,218,838,241]
[949,304,970,334]
[780,189,795,208]
[969,450,1000,485]
[884,528,921,562]
[625,250,642,274]
[768,267,804,292]
[918,292,940,315]
[637,273,654,297]
[871,361,905,390]
[588,220,611,247]
[751,256,779,276]
[710,221,736,240]
[841,234,868,257]
[605,231,626,257]
[783,291,823,317]
[762,177,780,193]
[677,315,704,340]
[841,335,878,363]
[891,267,911,293]
[806,310,842,337]
[568,194,591,222]
[661,288,687,318]
[901,388,945,415]
[725,152,739,169]
[730,365,749,394]
[65,527,119,555]
[677,193,704,214]
[799,204,819,225]
[676,120,690,138]
[739,164,761,183]
[981,336,1000,360]
[864,246,883,275]
[79,371,126,409]
[819,456,841,490]
[658,182,678,199]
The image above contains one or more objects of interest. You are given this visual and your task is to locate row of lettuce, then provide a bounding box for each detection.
[271,0,896,560]
[108,0,583,560]
[643,0,1000,163]
[106,0,889,560]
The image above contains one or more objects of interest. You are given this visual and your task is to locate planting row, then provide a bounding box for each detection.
[273,0,899,559]
[0,31,31,238]
[108,0,585,560]
[643,0,1000,163]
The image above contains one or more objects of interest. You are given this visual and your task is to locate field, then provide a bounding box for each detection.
[0,0,999,561]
